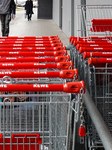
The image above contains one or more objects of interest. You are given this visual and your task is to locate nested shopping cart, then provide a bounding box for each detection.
[0,69,78,84]
[72,5,112,150]
[0,79,85,150]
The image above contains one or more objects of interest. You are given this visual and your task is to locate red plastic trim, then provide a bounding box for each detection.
[0,82,85,93]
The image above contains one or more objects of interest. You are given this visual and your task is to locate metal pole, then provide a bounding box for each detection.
[83,89,112,150]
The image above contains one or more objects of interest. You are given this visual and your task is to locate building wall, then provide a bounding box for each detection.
[53,0,60,26]
[74,0,81,36]
[86,0,112,5]
[62,0,71,37]
[53,0,112,37]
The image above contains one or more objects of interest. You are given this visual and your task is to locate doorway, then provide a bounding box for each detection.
[38,0,52,19]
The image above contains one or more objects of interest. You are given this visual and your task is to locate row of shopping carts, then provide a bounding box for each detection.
[0,35,85,150]
[69,5,112,150]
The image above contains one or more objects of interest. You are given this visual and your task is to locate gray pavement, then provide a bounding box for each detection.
[0,8,69,46]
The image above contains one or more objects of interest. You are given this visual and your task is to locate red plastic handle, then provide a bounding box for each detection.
[88,57,112,66]
[0,38,60,42]
[79,47,112,54]
[0,46,65,52]
[54,50,67,56]
[0,134,3,138]
[74,40,111,46]
[77,44,112,50]
[69,36,110,42]
[0,50,67,57]
[0,62,73,70]
[57,61,73,69]
[0,70,77,79]
[59,69,78,79]
[0,56,69,63]
[0,43,63,48]
[83,52,112,59]
[91,19,112,32]
[0,81,85,93]
[83,52,91,59]
[55,55,70,62]
[0,40,61,44]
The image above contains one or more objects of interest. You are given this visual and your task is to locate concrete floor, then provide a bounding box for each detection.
[1,8,69,47]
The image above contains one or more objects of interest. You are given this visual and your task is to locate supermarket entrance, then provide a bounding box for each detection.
[38,0,52,19]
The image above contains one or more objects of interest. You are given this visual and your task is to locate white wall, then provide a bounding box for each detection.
[74,0,81,36]
[62,0,71,37]
[53,0,60,26]
[86,0,112,5]
[53,0,112,37]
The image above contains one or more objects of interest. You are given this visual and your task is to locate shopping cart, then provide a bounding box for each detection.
[73,5,112,150]
[0,81,85,150]
[0,69,78,84]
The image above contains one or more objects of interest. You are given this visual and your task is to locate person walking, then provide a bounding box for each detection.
[0,0,16,37]
[25,0,33,21]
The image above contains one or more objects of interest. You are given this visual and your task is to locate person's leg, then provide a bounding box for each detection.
[28,13,30,21]
[4,14,11,37]
[30,13,32,20]
[0,14,5,36]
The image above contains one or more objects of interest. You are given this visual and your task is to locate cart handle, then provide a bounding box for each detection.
[91,19,112,32]
[83,52,91,59]
[0,46,66,52]
[0,61,73,70]
[83,52,112,59]
[54,50,67,56]
[0,69,78,79]
[0,50,67,57]
[88,57,112,66]
[0,81,85,93]
[0,55,70,63]
[73,40,111,46]
[0,43,63,48]
[69,36,109,42]
[60,69,78,79]
[79,47,112,54]
[0,40,61,44]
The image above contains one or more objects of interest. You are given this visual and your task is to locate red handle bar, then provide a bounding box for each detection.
[74,40,111,46]
[91,19,112,32]
[69,36,110,42]
[0,55,70,63]
[88,57,112,66]
[0,46,66,52]
[0,40,61,44]
[0,69,78,79]
[0,50,67,57]
[79,47,112,54]
[0,61,73,69]
[0,43,63,48]
[0,81,85,93]
[83,52,112,59]
[77,44,112,50]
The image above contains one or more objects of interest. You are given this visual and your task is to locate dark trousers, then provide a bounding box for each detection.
[28,13,32,21]
[0,14,11,37]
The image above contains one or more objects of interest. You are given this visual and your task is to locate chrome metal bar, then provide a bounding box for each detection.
[83,89,112,150]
